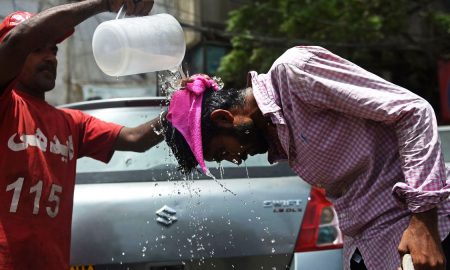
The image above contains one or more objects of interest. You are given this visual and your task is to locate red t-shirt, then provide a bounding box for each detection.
[0,82,123,269]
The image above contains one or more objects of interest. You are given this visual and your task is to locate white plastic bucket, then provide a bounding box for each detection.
[92,13,186,76]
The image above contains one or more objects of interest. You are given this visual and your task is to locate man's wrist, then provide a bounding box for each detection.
[411,207,437,220]
[409,208,439,235]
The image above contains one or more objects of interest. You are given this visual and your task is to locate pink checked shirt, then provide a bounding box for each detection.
[249,46,450,270]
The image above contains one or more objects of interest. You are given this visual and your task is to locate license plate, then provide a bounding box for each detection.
[70,266,94,270]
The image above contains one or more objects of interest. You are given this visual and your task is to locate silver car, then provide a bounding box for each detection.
[64,97,344,270]
[439,126,450,166]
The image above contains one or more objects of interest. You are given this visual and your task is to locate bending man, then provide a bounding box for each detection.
[165,47,450,270]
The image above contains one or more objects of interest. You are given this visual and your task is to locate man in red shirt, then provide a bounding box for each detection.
[0,0,163,269]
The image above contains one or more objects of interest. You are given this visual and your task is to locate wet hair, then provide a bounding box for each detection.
[164,87,246,173]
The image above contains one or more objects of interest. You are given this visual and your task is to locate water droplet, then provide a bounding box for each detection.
[153,127,163,135]
[212,76,224,90]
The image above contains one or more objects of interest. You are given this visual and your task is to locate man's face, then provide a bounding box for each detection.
[203,121,269,165]
[18,43,58,93]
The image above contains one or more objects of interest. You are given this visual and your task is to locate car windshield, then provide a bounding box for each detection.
[76,105,293,182]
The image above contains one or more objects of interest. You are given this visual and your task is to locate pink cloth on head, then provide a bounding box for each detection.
[167,75,220,174]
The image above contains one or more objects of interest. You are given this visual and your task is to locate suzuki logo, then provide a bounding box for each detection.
[156,205,177,226]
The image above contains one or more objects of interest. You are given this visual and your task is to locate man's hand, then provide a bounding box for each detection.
[180,74,213,87]
[105,0,154,16]
[398,208,445,270]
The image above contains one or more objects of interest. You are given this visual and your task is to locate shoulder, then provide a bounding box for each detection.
[58,107,122,132]
[270,46,347,72]
[270,46,319,69]
[58,107,85,116]
[56,107,91,125]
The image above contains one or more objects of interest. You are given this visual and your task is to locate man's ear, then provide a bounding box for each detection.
[210,109,234,128]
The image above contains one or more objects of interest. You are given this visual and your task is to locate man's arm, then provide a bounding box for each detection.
[114,112,166,152]
[0,0,153,93]
[398,208,446,270]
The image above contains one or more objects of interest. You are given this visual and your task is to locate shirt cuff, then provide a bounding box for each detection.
[392,182,450,213]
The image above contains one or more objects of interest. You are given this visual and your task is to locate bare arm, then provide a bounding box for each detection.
[114,111,167,152]
[0,0,153,93]
[398,208,446,270]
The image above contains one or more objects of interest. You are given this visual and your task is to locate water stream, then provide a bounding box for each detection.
[153,66,280,267]
[158,66,236,195]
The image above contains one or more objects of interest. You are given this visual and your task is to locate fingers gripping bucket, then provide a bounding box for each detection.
[92,13,186,76]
